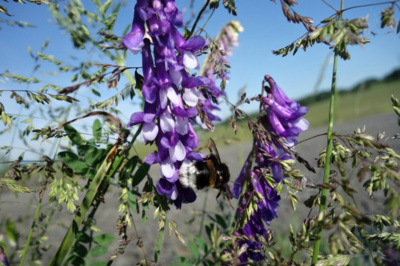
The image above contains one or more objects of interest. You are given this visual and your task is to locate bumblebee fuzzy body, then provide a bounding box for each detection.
[179,139,232,200]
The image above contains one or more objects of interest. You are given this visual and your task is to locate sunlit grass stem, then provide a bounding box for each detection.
[311,35,340,266]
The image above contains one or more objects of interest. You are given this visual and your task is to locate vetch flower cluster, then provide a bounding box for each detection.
[232,75,309,262]
[123,0,211,208]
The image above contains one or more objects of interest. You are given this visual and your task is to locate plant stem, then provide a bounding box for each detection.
[311,26,340,266]
[188,0,210,38]
[19,183,46,266]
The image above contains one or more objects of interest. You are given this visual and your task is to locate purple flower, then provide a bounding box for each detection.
[232,75,309,262]
[124,0,211,208]
[0,245,10,266]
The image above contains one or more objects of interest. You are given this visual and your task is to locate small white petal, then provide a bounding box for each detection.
[176,116,188,135]
[142,122,158,141]
[171,187,178,200]
[161,158,174,178]
[167,86,179,105]
[169,140,186,162]
[159,88,167,109]
[183,51,199,69]
[183,88,199,107]
[160,111,175,132]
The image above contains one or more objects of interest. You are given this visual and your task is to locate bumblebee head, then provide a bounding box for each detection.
[216,163,230,183]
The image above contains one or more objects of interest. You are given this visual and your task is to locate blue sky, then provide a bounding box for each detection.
[1,0,400,159]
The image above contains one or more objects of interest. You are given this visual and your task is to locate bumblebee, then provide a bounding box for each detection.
[179,138,233,203]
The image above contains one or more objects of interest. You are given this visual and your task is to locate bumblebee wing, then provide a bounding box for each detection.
[208,138,222,164]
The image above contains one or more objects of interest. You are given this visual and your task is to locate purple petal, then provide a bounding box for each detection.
[156,177,175,196]
[122,9,145,54]
[142,84,157,103]
[127,112,145,127]
[175,116,188,135]
[181,35,207,51]
[145,152,159,165]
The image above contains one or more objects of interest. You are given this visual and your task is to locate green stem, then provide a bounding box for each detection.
[188,0,210,38]
[311,34,340,266]
[154,220,165,263]
[19,184,46,266]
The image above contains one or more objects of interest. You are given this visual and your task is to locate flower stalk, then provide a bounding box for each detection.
[311,5,342,262]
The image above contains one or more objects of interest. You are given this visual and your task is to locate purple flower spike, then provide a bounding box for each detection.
[123,0,211,208]
[233,75,309,262]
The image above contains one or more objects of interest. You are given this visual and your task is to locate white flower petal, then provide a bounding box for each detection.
[159,88,167,109]
[142,122,159,141]
[183,88,199,107]
[169,140,186,162]
[167,86,179,105]
[171,187,178,200]
[160,158,174,178]
[160,111,175,132]
[183,51,199,69]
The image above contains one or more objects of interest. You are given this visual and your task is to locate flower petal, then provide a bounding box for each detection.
[183,88,199,107]
[183,51,199,69]
[175,116,188,135]
[142,122,158,141]
[127,112,145,127]
[160,158,175,178]
[169,140,186,162]
[160,110,175,132]
[167,86,179,105]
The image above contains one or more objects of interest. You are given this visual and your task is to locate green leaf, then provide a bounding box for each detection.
[131,163,150,187]
[215,214,227,229]
[6,219,17,247]
[128,191,137,213]
[195,236,208,253]
[99,0,112,16]
[64,124,83,145]
[188,240,200,260]
[58,151,88,175]
[93,234,115,245]
[120,156,138,182]
[76,232,91,244]
[83,168,96,180]
[84,147,106,166]
[90,245,108,257]
[72,243,88,258]
[67,255,85,266]
[92,119,102,142]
